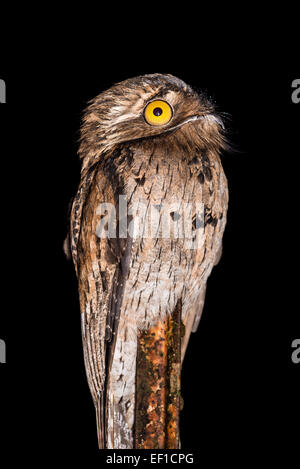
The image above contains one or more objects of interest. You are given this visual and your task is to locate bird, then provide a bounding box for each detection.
[66,73,229,449]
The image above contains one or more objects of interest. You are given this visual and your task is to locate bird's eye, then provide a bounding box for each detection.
[144,100,173,126]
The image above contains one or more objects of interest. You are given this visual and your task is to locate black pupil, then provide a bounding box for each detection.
[153,107,163,117]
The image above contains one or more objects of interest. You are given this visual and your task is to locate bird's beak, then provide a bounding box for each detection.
[168,114,224,133]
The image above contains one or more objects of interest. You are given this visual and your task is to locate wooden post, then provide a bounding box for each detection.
[134,301,182,449]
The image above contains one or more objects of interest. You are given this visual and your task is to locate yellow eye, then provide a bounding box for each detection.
[144,100,173,126]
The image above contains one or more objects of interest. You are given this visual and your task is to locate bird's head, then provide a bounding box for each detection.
[79,74,225,172]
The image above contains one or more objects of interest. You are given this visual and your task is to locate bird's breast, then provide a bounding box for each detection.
[114,136,224,330]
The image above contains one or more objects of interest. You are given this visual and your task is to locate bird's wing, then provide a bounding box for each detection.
[181,161,228,361]
[191,242,223,333]
[70,156,131,447]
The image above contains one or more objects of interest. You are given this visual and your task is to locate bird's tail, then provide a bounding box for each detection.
[95,393,106,449]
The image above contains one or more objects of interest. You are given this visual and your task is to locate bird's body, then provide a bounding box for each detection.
[68,74,228,449]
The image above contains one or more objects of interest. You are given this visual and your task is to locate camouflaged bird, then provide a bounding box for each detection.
[67,74,229,449]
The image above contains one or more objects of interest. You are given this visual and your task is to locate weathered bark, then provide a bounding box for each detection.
[134,300,182,449]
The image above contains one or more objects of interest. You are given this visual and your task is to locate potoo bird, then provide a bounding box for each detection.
[67,74,229,449]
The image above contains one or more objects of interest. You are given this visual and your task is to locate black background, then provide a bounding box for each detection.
[0,34,299,465]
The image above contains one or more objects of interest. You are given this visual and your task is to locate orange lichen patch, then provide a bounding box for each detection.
[134,301,181,449]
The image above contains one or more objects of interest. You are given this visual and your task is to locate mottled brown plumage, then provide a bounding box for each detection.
[68,74,229,449]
